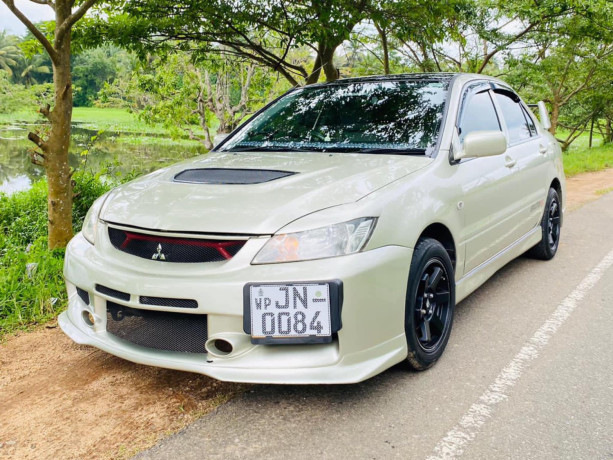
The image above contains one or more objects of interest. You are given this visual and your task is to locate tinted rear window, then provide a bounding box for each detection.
[494,92,533,144]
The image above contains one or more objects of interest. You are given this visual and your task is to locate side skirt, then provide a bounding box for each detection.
[456,226,542,303]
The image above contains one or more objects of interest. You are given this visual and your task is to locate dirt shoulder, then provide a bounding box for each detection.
[0,327,244,460]
[0,168,612,460]
[564,168,613,211]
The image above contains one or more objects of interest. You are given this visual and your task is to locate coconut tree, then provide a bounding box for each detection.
[0,31,21,76]
[20,54,51,86]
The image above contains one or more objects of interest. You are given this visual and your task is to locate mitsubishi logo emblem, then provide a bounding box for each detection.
[152,244,166,261]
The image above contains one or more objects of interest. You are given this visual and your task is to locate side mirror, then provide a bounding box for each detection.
[454,131,507,161]
[537,101,551,130]
[214,133,229,147]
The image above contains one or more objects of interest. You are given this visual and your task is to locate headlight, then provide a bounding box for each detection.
[252,217,377,264]
[81,193,109,245]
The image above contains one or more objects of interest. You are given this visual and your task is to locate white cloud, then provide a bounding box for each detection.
[0,0,55,36]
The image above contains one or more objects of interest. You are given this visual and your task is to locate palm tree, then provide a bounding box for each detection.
[0,31,21,77]
[20,54,51,86]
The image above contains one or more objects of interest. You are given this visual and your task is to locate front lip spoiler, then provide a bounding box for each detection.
[58,310,407,385]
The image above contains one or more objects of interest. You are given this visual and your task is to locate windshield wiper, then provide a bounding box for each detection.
[222,145,323,153]
[327,147,427,155]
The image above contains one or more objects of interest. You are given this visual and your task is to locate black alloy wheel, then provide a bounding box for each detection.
[414,259,452,352]
[405,238,455,371]
[528,187,561,260]
[547,195,561,252]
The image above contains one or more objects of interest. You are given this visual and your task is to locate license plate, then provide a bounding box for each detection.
[249,283,331,339]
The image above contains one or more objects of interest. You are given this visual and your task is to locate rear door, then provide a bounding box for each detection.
[491,89,549,240]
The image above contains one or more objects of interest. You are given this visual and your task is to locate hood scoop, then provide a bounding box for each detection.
[173,168,296,185]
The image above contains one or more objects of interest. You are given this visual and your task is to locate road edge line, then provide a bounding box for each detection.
[427,248,613,459]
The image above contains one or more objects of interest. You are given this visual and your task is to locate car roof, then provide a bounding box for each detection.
[309,72,505,88]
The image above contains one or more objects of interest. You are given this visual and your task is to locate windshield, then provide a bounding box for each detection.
[220,79,449,155]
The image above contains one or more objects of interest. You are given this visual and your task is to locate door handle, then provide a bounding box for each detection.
[539,144,548,155]
[504,156,516,168]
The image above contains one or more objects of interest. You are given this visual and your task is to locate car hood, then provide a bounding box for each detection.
[101,151,432,234]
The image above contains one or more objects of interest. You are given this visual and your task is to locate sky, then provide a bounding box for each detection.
[0,0,54,36]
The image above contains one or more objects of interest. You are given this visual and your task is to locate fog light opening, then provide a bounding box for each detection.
[206,338,234,356]
[82,310,95,327]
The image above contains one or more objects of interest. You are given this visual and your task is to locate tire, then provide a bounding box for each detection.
[528,187,561,260]
[404,238,455,371]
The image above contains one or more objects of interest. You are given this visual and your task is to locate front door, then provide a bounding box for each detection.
[453,84,520,273]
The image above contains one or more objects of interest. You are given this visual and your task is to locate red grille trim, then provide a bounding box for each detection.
[120,231,243,260]
[108,227,246,263]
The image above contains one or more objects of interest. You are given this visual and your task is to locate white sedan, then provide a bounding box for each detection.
[59,73,564,384]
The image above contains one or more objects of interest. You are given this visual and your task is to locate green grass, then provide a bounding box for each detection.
[115,135,205,147]
[596,186,613,195]
[563,141,613,177]
[550,128,612,176]
[0,107,174,136]
[72,107,171,135]
[0,173,112,337]
[0,108,40,124]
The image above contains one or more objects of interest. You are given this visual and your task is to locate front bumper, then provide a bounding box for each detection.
[60,231,413,384]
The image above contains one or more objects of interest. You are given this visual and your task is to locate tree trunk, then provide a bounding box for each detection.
[305,52,322,85]
[3,0,100,249]
[375,22,390,75]
[589,116,594,148]
[549,102,560,135]
[319,43,340,82]
[606,119,612,144]
[46,16,73,248]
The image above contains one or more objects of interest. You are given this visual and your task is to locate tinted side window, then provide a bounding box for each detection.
[521,105,537,136]
[494,92,532,143]
[458,91,501,143]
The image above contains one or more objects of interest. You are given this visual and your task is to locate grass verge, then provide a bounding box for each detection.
[0,173,111,337]
[557,129,613,176]
[563,143,613,177]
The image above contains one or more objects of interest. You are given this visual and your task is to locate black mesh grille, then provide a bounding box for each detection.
[106,302,207,354]
[108,227,245,263]
[96,284,130,301]
[174,168,295,184]
[76,287,90,305]
[140,296,198,309]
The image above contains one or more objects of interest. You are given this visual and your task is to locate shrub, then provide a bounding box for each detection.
[0,173,112,336]
[0,70,53,114]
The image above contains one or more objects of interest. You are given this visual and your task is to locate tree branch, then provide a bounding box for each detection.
[39,103,52,121]
[433,48,462,69]
[28,0,54,6]
[28,131,48,151]
[2,0,59,63]
[398,41,426,70]
[55,0,98,43]
[220,44,301,86]
[477,22,536,73]
[28,150,45,166]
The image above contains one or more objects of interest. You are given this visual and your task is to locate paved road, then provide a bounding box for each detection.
[137,193,613,460]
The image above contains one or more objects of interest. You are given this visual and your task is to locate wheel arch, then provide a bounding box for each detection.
[417,223,456,271]
[550,177,563,225]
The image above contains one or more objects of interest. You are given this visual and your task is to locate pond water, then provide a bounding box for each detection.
[0,121,207,195]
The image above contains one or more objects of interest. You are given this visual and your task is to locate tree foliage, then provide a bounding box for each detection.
[122,53,282,148]
[2,0,101,249]
[81,0,464,86]
[1,0,613,254]
[0,31,21,76]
